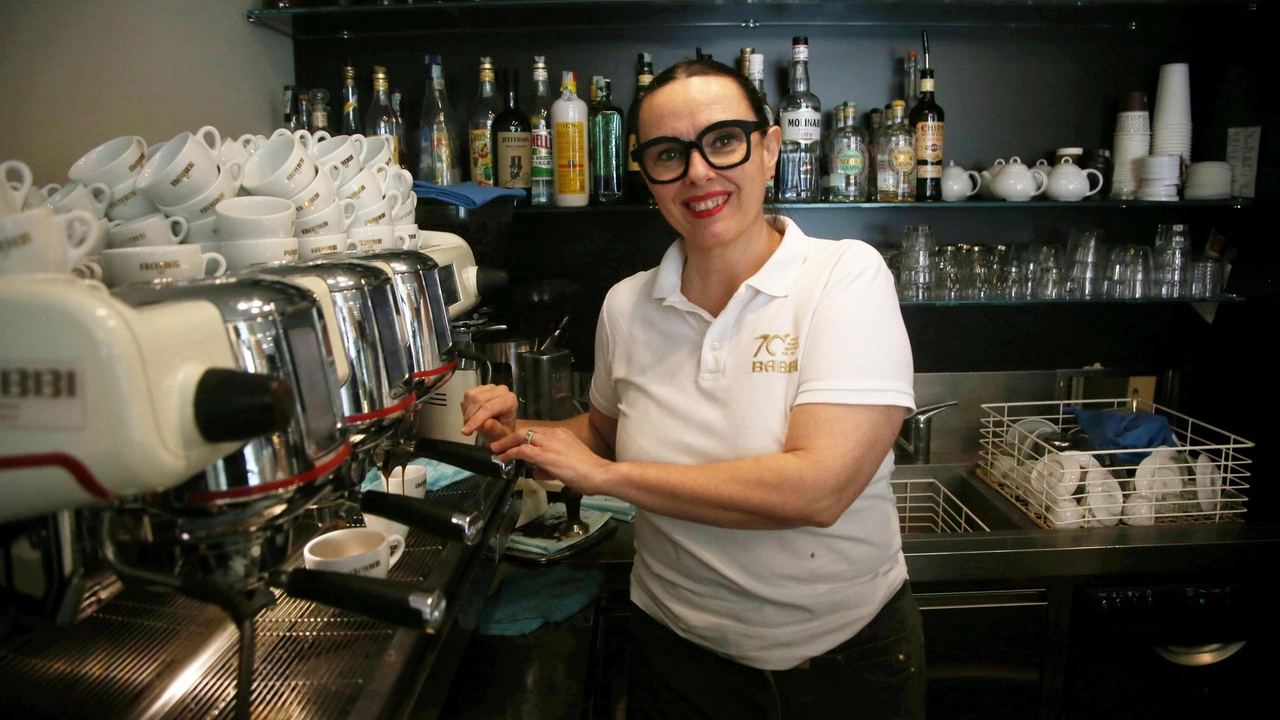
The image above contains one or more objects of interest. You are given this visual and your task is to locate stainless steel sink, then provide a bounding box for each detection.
[892,463,1041,533]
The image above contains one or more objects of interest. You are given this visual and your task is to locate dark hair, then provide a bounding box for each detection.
[638,58,771,137]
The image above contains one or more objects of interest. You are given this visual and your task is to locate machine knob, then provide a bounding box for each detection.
[193,369,294,442]
[475,267,510,298]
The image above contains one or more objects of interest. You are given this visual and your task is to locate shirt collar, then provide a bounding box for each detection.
[652,216,808,302]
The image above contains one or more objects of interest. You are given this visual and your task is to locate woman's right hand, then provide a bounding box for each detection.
[460,384,519,444]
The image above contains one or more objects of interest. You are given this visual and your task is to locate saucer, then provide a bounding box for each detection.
[1005,418,1058,464]
[1082,457,1122,526]
[1194,452,1222,512]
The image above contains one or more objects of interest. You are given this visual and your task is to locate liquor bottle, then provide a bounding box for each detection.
[876,100,915,202]
[365,66,399,165]
[625,52,654,204]
[529,56,555,205]
[589,78,625,205]
[309,88,331,134]
[831,104,870,202]
[590,76,603,106]
[390,89,407,167]
[747,53,776,202]
[777,36,822,202]
[738,47,754,77]
[866,106,882,191]
[296,92,310,133]
[821,103,842,201]
[493,68,532,206]
[418,56,460,184]
[341,66,361,135]
[903,51,920,111]
[469,57,500,186]
[283,85,301,131]
[910,32,945,201]
[551,71,589,207]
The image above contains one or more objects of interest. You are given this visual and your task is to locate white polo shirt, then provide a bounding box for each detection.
[590,216,916,670]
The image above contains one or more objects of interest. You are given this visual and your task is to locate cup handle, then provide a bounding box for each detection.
[384,190,403,214]
[41,183,63,200]
[393,230,412,249]
[389,168,413,197]
[196,125,221,155]
[313,130,332,145]
[386,534,405,568]
[72,260,103,281]
[321,159,343,185]
[57,210,97,267]
[169,216,190,243]
[87,182,112,215]
[1083,168,1104,196]
[1030,169,1048,196]
[346,239,360,252]
[271,127,293,139]
[294,129,314,153]
[202,252,227,277]
[339,198,358,231]
[108,219,125,230]
[224,159,244,185]
[351,134,367,162]
[966,170,982,196]
[238,134,260,156]
[372,164,390,195]
[1,160,34,210]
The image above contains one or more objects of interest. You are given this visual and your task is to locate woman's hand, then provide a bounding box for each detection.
[491,426,614,495]
[460,384,518,444]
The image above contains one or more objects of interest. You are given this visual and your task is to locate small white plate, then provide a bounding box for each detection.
[1082,458,1123,526]
[1004,418,1058,464]
[1194,453,1223,512]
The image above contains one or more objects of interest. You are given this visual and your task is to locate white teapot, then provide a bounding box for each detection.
[979,159,1006,199]
[991,156,1048,201]
[1045,157,1104,201]
[941,161,982,202]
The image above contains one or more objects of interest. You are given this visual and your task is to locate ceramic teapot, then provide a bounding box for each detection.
[1045,157,1104,201]
[979,159,1007,199]
[941,161,982,201]
[991,157,1048,201]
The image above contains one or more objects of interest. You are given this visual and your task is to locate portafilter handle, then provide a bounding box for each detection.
[275,569,446,632]
[411,437,517,480]
[360,492,485,545]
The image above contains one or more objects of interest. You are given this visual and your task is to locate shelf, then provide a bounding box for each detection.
[899,295,1243,307]
[511,199,1252,213]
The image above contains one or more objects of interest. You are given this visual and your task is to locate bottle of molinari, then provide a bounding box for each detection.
[909,31,944,201]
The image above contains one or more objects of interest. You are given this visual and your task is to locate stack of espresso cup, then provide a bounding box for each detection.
[1,159,102,281]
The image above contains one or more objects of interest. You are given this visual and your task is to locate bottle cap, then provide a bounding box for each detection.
[793,36,809,46]
[425,54,442,65]
[748,53,764,74]
[892,99,906,108]
[908,51,917,59]
[372,66,387,79]
[534,55,546,66]
[639,52,652,63]
[342,66,355,80]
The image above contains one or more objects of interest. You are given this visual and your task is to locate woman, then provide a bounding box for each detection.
[462,59,924,719]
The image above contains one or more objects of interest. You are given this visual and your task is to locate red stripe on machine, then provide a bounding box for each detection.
[185,442,352,502]
[0,452,115,500]
[413,358,457,380]
[344,394,414,424]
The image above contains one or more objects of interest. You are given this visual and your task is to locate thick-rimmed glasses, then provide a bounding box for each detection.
[630,119,767,184]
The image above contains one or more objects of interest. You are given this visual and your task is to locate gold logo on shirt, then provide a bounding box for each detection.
[751,333,798,374]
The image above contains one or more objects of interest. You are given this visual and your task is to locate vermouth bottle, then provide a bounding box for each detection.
[530,56,555,205]
[830,104,870,202]
[468,57,500,186]
[777,36,822,202]
[493,68,532,206]
[590,78,625,204]
[418,56,460,184]
[625,52,654,203]
[876,100,916,202]
[910,65,944,200]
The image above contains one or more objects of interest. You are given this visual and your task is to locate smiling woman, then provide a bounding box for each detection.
[460,59,923,719]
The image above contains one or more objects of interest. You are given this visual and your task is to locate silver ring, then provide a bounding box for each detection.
[524,429,536,445]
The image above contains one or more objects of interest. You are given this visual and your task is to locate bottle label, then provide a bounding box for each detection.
[496,131,532,189]
[434,79,446,90]
[627,133,640,172]
[554,121,588,195]
[919,164,942,179]
[915,121,944,163]
[470,129,493,185]
[534,68,548,81]
[792,44,809,62]
[891,145,916,173]
[388,134,400,167]
[638,73,654,87]
[920,78,935,92]
[480,69,495,82]
[838,146,866,181]
[432,128,453,184]
[780,109,822,144]
[312,110,328,129]
[532,128,553,180]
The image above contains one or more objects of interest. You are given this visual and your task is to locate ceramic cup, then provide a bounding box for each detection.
[303,527,403,579]
[105,176,161,223]
[297,232,349,262]
[360,135,394,170]
[351,190,403,229]
[185,216,221,245]
[44,181,111,219]
[337,165,390,211]
[100,244,226,287]
[0,206,97,275]
[389,465,428,499]
[84,218,111,257]
[1,159,35,217]
[156,164,242,223]
[289,167,339,219]
[68,135,148,188]
[136,126,233,207]
[108,212,188,249]
[217,237,299,271]
[244,133,339,198]
[273,127,332,155]
[218,134,261,171]
[215,196,296,240]
[296,198,358,238]
[347,224,410,252]
[311,134,367,187]
[392,191,416,226]
[394,223,419,251]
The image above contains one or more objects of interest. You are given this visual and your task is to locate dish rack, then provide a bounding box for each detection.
[891,478,990,534]
[979,399,1253,530]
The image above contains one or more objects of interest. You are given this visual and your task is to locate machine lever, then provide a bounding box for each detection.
[276,569,446,632]
[360,492,485,545]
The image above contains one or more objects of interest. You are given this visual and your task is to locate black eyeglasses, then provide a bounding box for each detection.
[630,119,767,184]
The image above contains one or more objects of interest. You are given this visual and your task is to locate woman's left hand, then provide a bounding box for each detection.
[491,426,614,495]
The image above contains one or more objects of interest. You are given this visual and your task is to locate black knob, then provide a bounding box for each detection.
[360,492,484,545]
[475,266,509,298]
[412,437,516,479]
[193,369,294,442]
[278,568,446,631]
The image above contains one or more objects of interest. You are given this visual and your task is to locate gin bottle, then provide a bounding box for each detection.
[590,78,625,204]
[831,104,870,202]
[876,100,916,202]
[777,36,822,202]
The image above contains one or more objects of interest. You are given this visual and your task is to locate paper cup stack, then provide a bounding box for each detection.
[1110,91,1150,200]
[1138,155,1182,201]
[1183,161,1232,200]
[1151,63,1192,166]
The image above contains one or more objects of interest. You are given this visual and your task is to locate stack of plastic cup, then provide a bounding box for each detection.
[1183,161,1232,200]
[1110,91,1150,200]
[1152,63,1192,166]
[1138,155,1182,201]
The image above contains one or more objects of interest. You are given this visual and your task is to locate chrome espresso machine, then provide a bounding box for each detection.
[0,236,519,720]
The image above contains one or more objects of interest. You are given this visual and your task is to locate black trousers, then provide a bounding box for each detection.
[627,582,926,720]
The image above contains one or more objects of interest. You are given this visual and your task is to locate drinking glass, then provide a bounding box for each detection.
[1153,223,1191,298]
[1105,245,1152,299]
[934,244,964,300]
[1027,244,1064,300]
[1189,257,1224,298]
[898,225,936,301]
[1065,229,1107,299]
[962,245,997,300]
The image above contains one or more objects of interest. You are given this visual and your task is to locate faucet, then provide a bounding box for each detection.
[895,401,958,464]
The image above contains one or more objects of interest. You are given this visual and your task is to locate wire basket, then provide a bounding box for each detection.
[979,399,1253,530]
[892,478,990,534]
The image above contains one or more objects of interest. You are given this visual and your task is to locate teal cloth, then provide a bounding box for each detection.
[580,494,636,522]
[361,458,472,493]
[506,503,612,555]
[412,181,525,208]
[476,568,606,636]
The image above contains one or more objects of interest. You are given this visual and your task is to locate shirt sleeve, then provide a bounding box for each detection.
[589,293,621,419]
[794,241,916,412]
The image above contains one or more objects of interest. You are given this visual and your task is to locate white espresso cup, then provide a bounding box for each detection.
[244,133,338,198]
[297,232,349,262]
[1,159,35,217]
[347,225,410,252]
[352,190,403,229]
[0,206,97,276]
[273,127,332,155]
[303,527,404,578]
[100,244,226,287]
[289,166,339,219]
[216,196,296,240]
[186,216,221,246]
[218,134,261,171]
[296,198,358,238]
[392,192,417,226]
[136,126,229,207]
[337,165,390,211]
[389,465,428,499]
[156,164,242,223]
[384,167,414,202]
[394,223,419,250]
[360,135,395,170]
[44,181,112,219]
[311,134,367,187]
[105,176,161,223]
[68,135,148,188]
[108,212,188,249]
[218,237,299,271]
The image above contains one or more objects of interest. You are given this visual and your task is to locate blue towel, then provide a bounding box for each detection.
[362,458,473,493]
[1065,408,1178,466]
[476,568,606,636]
[506,503,612,555]
[580,494,636,522]
[412,181,525,208]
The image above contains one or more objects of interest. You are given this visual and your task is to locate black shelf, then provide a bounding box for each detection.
[510,199,1252,213]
